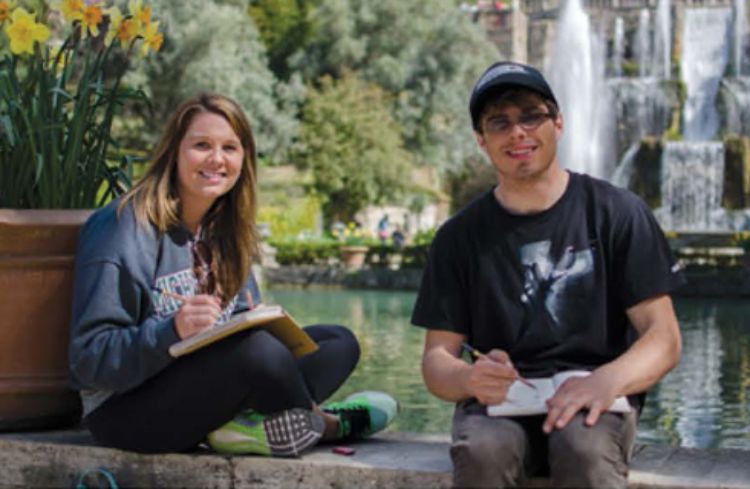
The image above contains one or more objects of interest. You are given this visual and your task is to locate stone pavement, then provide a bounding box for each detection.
[1,429,750,488]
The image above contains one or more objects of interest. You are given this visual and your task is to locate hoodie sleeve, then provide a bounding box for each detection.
[68,259,180,392]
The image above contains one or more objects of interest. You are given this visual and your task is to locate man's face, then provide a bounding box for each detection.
[475,95,563,183]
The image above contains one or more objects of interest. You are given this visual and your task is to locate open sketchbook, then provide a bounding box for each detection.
[168,304,318,359]
[487,370,631,417]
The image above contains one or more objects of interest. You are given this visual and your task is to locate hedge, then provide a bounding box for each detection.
[268,240,431,268]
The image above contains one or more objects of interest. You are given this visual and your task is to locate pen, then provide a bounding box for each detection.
[461,342,537,390]
[151,286,187,302]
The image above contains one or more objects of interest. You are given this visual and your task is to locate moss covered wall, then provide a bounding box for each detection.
[722,135,750,209]
[631,137,663,208]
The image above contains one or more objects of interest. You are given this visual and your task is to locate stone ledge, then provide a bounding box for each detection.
[2,430,750,488]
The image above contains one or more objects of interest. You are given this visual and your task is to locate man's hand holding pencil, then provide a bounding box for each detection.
[460,343,534,406]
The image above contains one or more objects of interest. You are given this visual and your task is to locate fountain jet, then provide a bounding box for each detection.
[547,0,612,178]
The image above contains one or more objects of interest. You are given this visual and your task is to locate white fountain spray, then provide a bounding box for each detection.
[658,142,726,231]
[735,0,747,76]
[636,9,652,78]
[613,16,624,78]
[681,7,733,140]
[654,0,671,79]
[655,6,736,231]
[609,4,671,185]
[721,78,750,135]
[547,0,611,178]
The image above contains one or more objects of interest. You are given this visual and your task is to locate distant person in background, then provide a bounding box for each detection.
[69,93,397,457]
[377,214,390,244]
[391,226,406,249]
[411,62,683,488]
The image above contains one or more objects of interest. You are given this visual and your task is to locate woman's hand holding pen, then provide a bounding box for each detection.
[173,294,222,340]
[464,349,519,406]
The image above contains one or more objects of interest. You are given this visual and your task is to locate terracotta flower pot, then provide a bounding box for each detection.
[0,209,91,430]
[340,245,369,270]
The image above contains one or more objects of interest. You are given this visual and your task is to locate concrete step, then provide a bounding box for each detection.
[1,429,749,488]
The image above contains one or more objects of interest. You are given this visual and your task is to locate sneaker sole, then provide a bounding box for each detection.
[263,408,325,457]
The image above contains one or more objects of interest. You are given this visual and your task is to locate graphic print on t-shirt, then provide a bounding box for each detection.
[519,240,593,328]
[151,269,237,323]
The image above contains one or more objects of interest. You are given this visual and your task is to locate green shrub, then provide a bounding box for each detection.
[412,227,437,246]
[269,238,340,265]
[269,223,437,268]
[258,195,322,239]
[365,243,431,269]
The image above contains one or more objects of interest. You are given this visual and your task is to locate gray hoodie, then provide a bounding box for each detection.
[68,200,259,416]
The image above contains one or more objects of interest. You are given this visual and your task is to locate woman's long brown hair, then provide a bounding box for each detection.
[120,93,259,303]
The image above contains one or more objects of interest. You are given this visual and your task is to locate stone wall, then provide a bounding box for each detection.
[263,262,750,296]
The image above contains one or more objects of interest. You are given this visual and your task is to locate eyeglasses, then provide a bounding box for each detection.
[192,239,216,295]
[483,112,555,135]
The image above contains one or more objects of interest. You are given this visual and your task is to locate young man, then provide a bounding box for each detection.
[411,61,684,488]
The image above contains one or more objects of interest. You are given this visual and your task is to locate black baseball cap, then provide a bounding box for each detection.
[469,61,558,130]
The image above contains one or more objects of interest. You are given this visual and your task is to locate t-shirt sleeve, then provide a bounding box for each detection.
[612,196,686,308]
[411,224,470,334]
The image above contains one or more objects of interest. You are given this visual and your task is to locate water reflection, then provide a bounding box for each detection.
[641,298,750,449]
[266,288,750,449]
[638,303,724,448]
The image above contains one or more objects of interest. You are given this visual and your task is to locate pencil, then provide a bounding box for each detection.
[460,343,537,390]
[151,286,186,302]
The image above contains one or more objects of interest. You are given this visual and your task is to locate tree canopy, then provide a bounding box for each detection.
[133,0,303,162]
[291,0,498,172]
[248,0,318,81]
[294,73,413,223]
[122,0,500,224]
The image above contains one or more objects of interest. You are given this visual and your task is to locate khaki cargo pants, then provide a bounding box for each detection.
[450,399,637,489]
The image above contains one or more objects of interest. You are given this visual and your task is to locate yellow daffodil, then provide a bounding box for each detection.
[119,17,138,44]
[103,6,137,47]
[54,0,84,22]
[0,0,17,24]
[136,4,151,28]
[139,20,162,57]
[4,7,50,55]
[104,7,138,46]
[80,4,103,40]
[128,0,151,31]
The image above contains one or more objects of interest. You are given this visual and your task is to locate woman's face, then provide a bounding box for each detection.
[175,112,244,221]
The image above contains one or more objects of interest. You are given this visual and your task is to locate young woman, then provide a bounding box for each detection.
[69,93,396,456]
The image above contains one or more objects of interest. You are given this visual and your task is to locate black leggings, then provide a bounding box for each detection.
[86,324,359,453]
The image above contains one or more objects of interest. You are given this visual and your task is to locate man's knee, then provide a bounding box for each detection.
[548,413,634,488]
[450,418,527,488]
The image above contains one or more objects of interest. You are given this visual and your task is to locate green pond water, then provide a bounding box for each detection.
[265,287,750,450]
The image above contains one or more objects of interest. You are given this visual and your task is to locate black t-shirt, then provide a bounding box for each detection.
[411,172,685,378]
